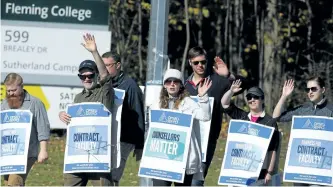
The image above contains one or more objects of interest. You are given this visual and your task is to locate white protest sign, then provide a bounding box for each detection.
[0,110,32,175]
[283,116,333,186]
[190,96,214,162]
[112,88,125,168]
[138,109,193,183]
[63,102,111,173]
[218,120,274,186]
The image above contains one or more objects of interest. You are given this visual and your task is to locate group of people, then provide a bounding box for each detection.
[1,33,332,186]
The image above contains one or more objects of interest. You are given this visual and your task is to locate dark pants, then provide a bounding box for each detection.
[293,183,324,186]
[153,174,194,186]
[191,143,217,186]
[63,172,115,186]
[293,183,311,186]
[110,142,135,185]
[258,169,267,180]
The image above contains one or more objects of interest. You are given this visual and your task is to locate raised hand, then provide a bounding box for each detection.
[198,78,212,97]
[230,79,242,93]
[213,56,229,77]
[282,79,294,97]
[81,33,97,52]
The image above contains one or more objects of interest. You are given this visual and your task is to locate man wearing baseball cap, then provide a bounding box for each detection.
[59,33,115,186]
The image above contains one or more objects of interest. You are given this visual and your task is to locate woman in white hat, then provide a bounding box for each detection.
[150,68,212,186]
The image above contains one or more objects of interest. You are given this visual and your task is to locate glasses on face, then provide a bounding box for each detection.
[246,94,261,101]
[78,73,95,80]
[164,79,181,85]
[305,87,319,93]
[192,60,207,66]
[105,63,117,67]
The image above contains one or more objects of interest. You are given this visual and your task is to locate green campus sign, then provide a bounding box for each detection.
[1,0,109,25]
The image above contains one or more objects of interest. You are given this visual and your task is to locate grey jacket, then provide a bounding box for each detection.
[151,94,211,178]
[278,98,333,122]
[1,90,50,158]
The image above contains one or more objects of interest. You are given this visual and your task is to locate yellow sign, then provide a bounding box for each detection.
[0,84,50,111]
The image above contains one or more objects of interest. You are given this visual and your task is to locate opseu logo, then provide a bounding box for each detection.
[76,106,97,116]
[3,113,20,123]
[238,124,259,136]
[158,112,179,125]
[302,119,325,130]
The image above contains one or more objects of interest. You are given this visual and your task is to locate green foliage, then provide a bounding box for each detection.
[108,0,333,106]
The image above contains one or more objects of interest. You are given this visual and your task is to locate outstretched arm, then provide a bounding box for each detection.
[273,79,294,118]
[81,33,109,80]
[221,79,242,108]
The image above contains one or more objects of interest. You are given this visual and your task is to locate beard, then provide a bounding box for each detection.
[7,93,24,109]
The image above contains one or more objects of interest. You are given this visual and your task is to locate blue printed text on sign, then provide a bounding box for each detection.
[288,138,333,169]
[145,128,186,161]
[1,128,26,156]
[224,141,262,172]
[68,125,108,156]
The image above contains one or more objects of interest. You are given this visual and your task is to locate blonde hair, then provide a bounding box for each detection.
[159,86,190,109]
[4,73,23,86]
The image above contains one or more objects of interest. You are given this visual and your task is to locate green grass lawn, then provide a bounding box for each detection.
[3,125,293,186]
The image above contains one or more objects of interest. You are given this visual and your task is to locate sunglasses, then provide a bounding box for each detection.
[192,60,207,66]
[246,94,261,101]
[105,63,117,67]
[78,73,95,80]
[164,79,181,85]
[305,87,319,93]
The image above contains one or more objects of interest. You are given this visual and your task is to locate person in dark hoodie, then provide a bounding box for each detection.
[101,51,145,185]
[185,46,251,186]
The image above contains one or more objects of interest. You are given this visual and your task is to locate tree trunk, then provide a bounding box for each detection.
[138,1,143,81]
[254,0,263,88]
[181,0,190,74]
[263,0,281,113]
[305,0,314,73]
[228,1,233,71]
[233,0,239,73]
[197,0,203,47]
[238,0,244,70]
[215,12,223,56]
[224,0,230,61]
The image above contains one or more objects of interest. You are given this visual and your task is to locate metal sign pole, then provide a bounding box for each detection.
[141,0,170,186]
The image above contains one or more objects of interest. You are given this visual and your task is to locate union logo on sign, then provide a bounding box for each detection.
[237,123,259,136]
[158,112,168,123]
[76,106,84,116]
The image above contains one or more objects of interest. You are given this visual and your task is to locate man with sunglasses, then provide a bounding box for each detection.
[185,46,250,186]
[101,51,145,185]
[59,33,115,186]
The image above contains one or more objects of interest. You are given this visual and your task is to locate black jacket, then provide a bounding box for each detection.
[223,104,280,151]
[112,72,145,149]
[184,73,250,144]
